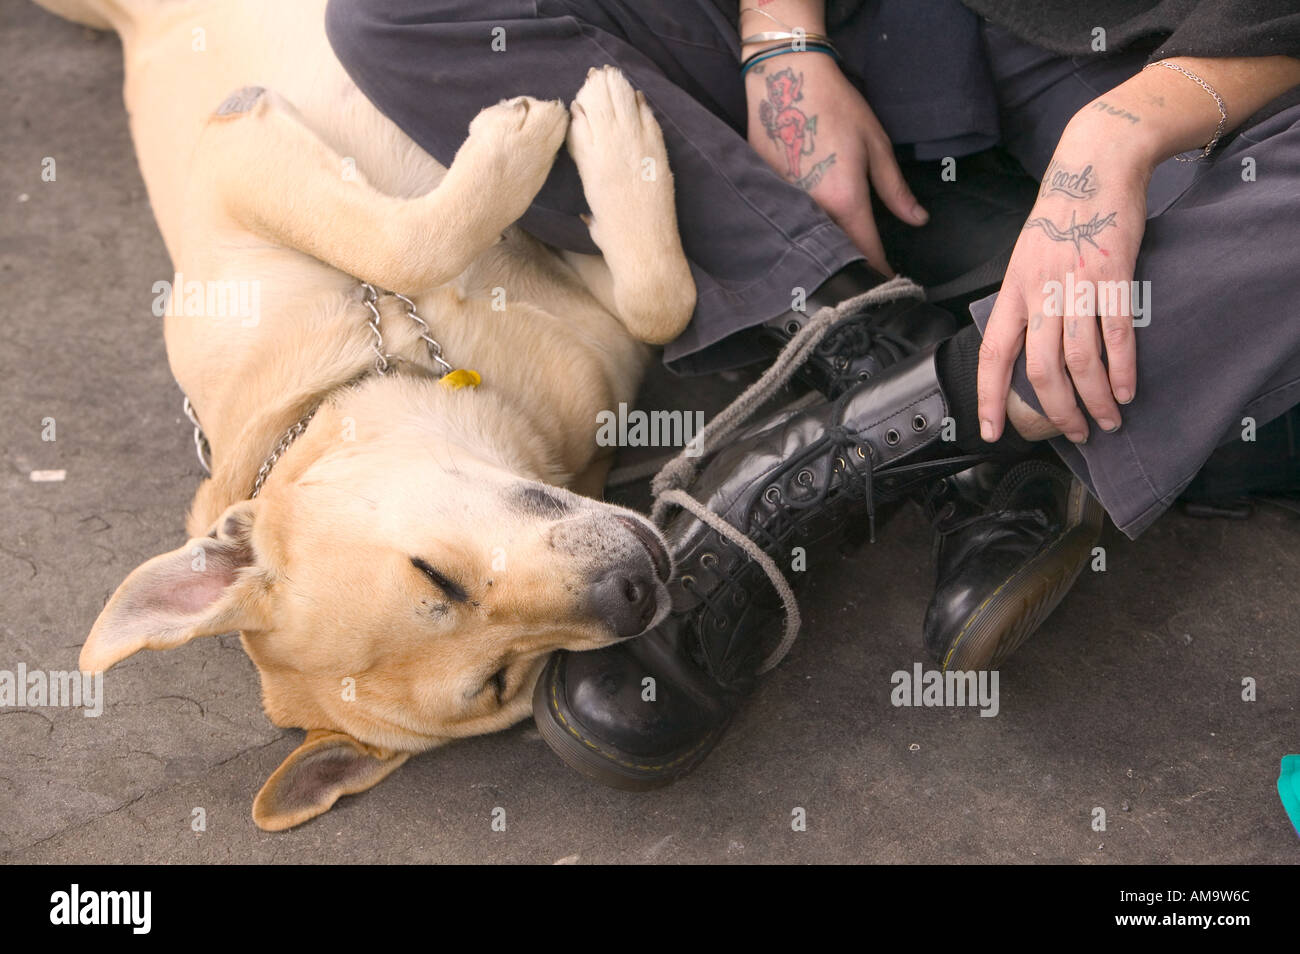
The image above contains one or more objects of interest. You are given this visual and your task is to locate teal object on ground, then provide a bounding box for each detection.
[1280,756,1300,838]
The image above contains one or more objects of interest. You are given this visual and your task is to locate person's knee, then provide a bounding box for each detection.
[324,0,418,65]
[324,0,375,68]
[325,0,496,71]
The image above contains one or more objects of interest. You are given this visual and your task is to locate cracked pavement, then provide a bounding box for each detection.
[2,3,1297,864]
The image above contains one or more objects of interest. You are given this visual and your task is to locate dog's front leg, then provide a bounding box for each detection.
[195,87,568,294]
[564,67,696,345]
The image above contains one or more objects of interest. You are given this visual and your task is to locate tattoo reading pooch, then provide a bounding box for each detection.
[758,66,835,190]
[1023,209,1118,266]
[1040,160,1099,199]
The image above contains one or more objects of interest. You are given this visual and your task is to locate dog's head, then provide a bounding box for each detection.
[80,382,670,830]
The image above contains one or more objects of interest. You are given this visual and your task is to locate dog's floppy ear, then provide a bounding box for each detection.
[253,730,411,831]
[80,500,270,672]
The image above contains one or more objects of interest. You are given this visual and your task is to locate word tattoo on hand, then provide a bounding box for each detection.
[1023,209,1118,266]
[1040,160,1099,199]
[1091,99,1140,125]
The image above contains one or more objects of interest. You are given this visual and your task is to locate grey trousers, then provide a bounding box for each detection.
[970,22,1300,537]
[324,0,989,372]
[325,0,1300,538]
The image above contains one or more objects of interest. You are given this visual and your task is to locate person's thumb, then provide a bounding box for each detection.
[867,139,928,227]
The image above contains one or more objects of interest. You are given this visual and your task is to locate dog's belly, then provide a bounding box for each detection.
[167,242,644,479]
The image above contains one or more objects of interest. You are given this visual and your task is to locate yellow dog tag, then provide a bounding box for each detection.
[440,369,482,391]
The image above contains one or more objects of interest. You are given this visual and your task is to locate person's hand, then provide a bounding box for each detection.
[977,113,1154,444]
[744,51,928,275]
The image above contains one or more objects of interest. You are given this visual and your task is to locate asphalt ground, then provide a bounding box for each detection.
[2,4,1297,863]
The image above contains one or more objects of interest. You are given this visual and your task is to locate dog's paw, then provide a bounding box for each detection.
[567,68,694,345]
[569,66,659,134]
[567,66,677,252]
[467,95,569,165]
[567,67,667,188]
[454,96,568,230]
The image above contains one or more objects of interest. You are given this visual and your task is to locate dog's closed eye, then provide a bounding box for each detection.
[410,557,469,603]
[488,667,507,703]
[466,666,508,705]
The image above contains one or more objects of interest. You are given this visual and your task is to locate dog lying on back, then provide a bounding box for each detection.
[39,0,695,830]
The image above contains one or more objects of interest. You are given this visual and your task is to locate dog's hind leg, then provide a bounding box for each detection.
[32,0,119,31]
[564,67,696,345]
[194,87,569,295]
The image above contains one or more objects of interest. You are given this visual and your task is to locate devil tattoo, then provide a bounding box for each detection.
[759,67,820,182]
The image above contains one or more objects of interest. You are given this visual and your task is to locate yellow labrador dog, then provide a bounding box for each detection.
[40,0,695,830]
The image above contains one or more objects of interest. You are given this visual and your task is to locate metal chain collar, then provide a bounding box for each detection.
[360,282,455,377]
[183,282,456,498]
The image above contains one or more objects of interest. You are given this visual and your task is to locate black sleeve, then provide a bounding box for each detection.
[1151,0,1300,61]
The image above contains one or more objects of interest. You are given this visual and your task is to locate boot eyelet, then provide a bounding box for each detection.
[834,357,849,370]
[764,486,781,504]
[731,590,746,606]
[699,551,718,569]
[680,574,696,591]
[834,455,846,472]
[912,414,928,432]
[785,320,801,336]
[857,370,871,381]
[885,428,901,446]
[854,445,867,460]
[714,615,729,629]
[796,468,814,486]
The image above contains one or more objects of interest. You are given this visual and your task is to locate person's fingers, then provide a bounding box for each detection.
[827,196,894,276]
[1025,307,1090,443]
[1062,308,1123,431]
[1099,306,1138,406]
[976,286,1028,443]
[865,135,928,226]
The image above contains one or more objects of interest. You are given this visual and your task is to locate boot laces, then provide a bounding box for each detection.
[822,320,915,371]
[923,459,1062,543]
[650,277,926,673]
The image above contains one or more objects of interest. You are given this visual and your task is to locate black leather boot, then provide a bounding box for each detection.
[919,458,1104,671]
[757,262,957,398]
[534,345,982,789]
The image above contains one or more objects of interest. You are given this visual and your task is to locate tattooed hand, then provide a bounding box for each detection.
[977,107,1154,444]
[744,51,928,275]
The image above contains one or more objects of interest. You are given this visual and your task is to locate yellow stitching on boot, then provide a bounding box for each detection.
[548,674,714,772]
[941,523,1073,672]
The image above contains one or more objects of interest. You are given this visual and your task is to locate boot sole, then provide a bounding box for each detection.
[532,658,730,791]
[940,480,1104,672]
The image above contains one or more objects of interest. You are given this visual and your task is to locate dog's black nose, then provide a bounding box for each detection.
[590,569,658,638]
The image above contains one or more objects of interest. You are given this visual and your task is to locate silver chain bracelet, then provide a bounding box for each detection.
[1142,60,1229,162]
